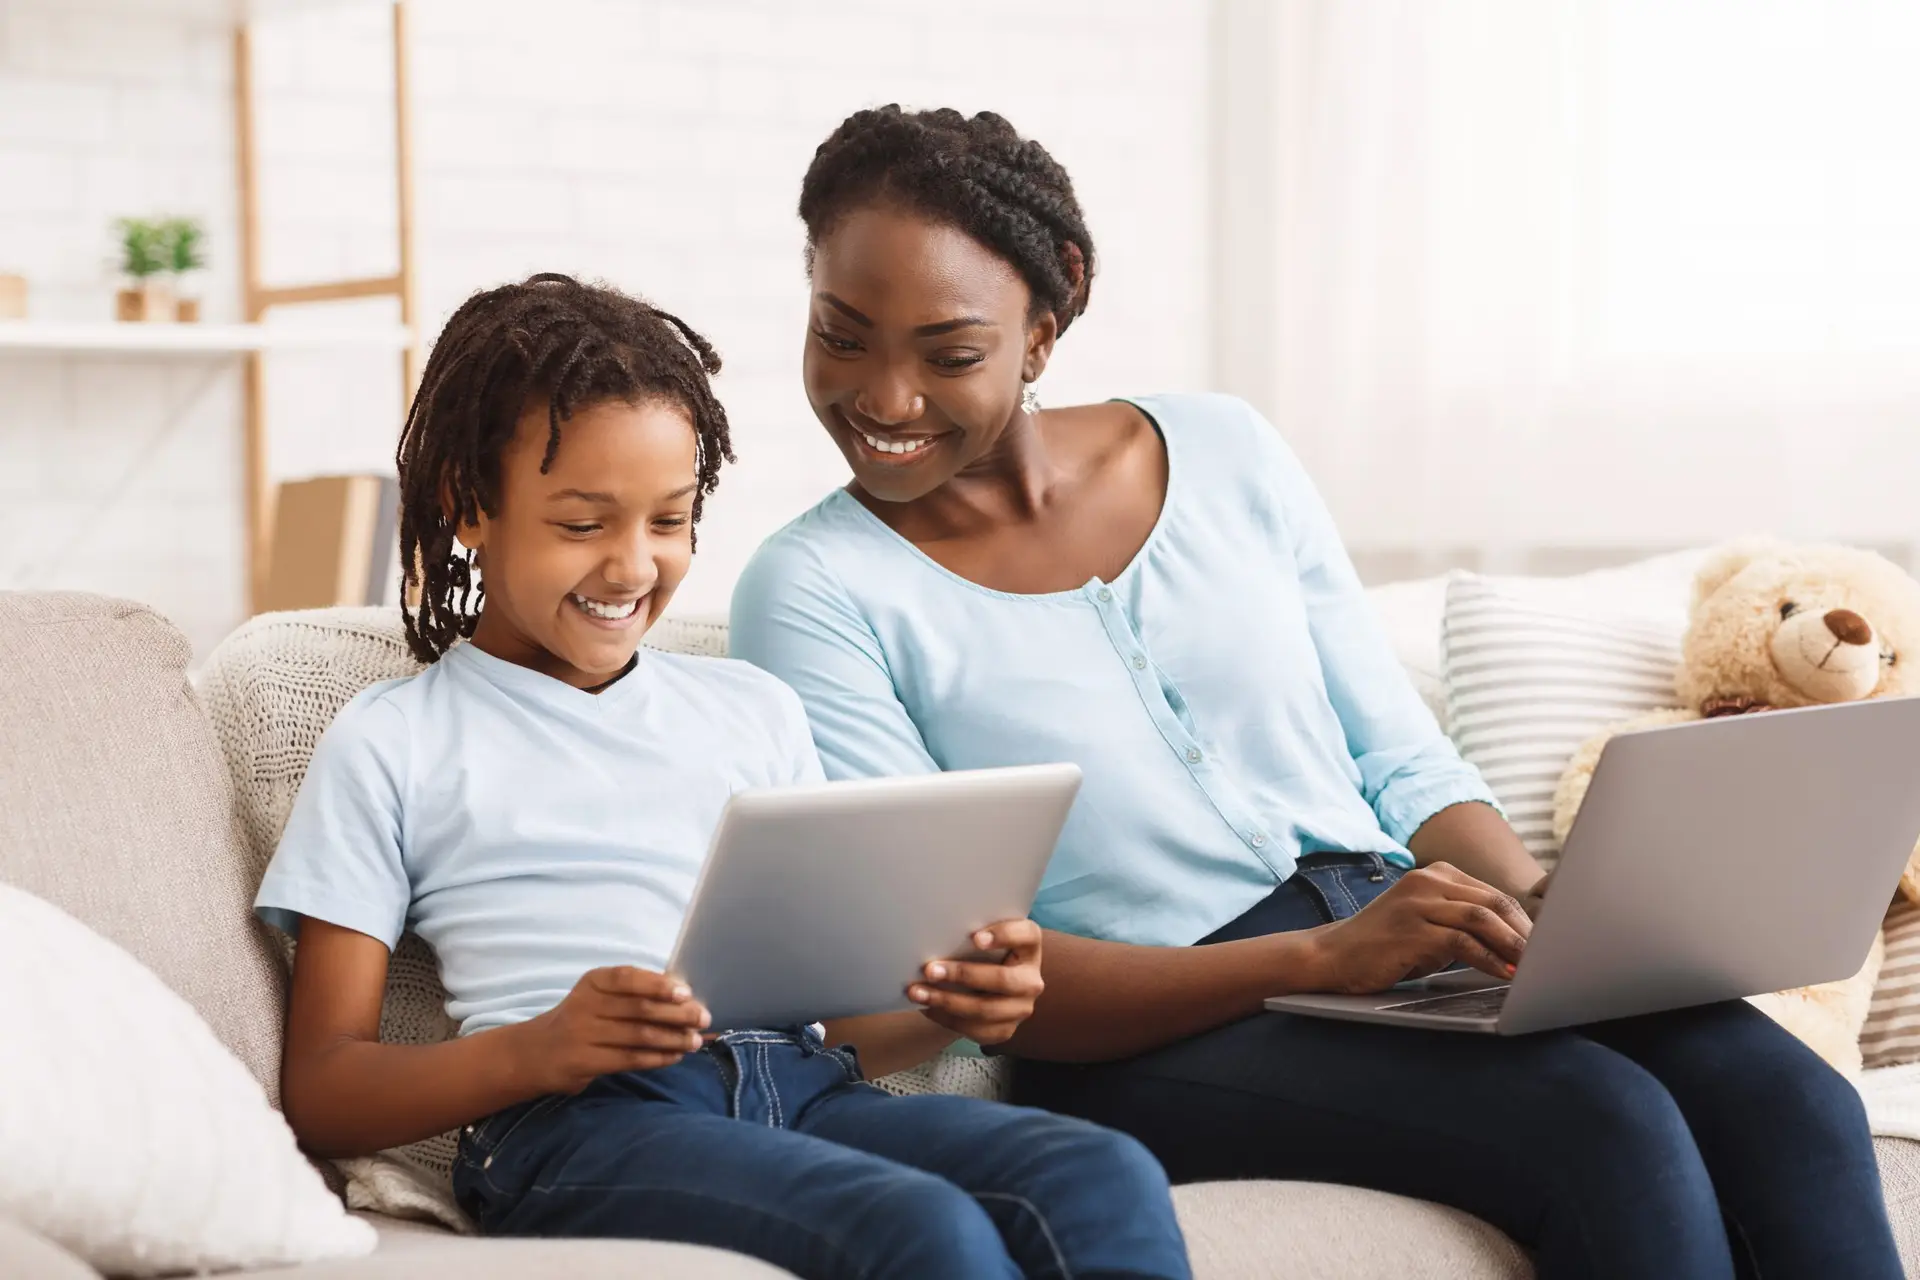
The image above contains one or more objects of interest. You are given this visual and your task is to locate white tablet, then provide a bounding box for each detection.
[665,762,1082,1031]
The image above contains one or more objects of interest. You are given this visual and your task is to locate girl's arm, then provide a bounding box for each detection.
[283,918,708,1157]
[822,1013,959,1079]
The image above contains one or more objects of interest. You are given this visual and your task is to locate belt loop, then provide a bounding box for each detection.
[1367,851,1389,882]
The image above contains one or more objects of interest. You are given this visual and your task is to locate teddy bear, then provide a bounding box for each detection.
[1551,538,1920,1075]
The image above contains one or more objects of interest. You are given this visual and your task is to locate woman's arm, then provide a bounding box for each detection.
[1005,852,1534,1063]
[999,927,1328,1062]
[1406,799,1548,902]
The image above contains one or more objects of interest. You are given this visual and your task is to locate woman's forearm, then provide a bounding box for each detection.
[1003,927,1329,1063]
[282,1022,543,1158]
[1406,801,1546,900]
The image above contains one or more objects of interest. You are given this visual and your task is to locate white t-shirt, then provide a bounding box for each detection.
[255,640,823,1036]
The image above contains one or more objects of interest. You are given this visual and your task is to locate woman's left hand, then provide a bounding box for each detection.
[908,919,1044,1046]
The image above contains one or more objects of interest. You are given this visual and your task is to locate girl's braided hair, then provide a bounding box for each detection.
[395,272,734,664]
[798,106,1095,334]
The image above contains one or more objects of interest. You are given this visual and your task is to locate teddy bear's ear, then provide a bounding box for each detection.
[1691,537,1785,610]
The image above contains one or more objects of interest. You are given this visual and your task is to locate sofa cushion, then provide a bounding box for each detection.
[0,1216,99,1280]
[229,1213,794,1278]
[197,608,456,1225]
[0,592,286,1100]
[1877,1135,1920,1276]
[1172,1180,1530,1279]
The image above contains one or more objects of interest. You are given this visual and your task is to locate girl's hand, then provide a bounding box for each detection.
[1306,862,1532,994]
[513,966,711,1095]
[908,919,1044,1046]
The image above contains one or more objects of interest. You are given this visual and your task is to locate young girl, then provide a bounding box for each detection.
[254,273,1190,1280]
[729,107,1904,1280]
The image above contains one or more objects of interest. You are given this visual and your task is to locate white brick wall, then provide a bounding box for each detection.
[0,0,1212,657]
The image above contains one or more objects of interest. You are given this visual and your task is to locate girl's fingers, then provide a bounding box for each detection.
[921,959,1044,996]
[592,1021,708,1053]
[910,987,1034,1023]
[620,1049,688,1072]
[590,966,690,1001]
[976,918,1042,961]
[597,996,711,1028]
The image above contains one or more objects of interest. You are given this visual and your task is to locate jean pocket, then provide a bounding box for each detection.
[468,1093,567,1176]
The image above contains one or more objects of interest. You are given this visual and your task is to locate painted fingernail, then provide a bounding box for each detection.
[1505,964,1517,976]
[926,963,947,980]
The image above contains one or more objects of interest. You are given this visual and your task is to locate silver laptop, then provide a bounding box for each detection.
[668,762,1081,1031]
[1265,697,1920,1034]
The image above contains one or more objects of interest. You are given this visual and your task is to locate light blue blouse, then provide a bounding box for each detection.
[730,392,1499,948]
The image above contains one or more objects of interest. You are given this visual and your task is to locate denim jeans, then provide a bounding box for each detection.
[452,1024,1190,1280]
[1012,852,1902,1280]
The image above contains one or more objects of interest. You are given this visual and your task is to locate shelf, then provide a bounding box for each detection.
[19,0,396,27]
[0,321,414,355]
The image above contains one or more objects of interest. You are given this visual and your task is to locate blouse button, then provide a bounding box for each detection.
[1250,833,1268,848]
[1186,747,1203,764]
[1132,655,1147,670]
[1096,587,1113,603]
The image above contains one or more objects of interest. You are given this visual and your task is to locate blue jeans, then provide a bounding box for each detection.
[1011,852,1902,1280]
[452,1024,1190,1280]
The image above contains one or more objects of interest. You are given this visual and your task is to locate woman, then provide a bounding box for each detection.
[730,105,1899,1280]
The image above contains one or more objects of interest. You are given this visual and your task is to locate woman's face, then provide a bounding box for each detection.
[803,205,1056,504]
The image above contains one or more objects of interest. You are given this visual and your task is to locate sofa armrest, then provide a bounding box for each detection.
[0,1218,100,1280]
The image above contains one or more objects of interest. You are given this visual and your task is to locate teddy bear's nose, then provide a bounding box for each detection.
[1824,608,1874,646]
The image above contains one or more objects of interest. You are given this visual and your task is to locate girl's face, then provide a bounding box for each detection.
[459,397,697,688]
[804,206,1057,504]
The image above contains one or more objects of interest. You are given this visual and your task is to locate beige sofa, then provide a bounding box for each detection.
[3,589,1919,1279]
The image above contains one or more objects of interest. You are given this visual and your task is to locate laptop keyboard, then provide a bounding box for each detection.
[1379,987,1511,1019]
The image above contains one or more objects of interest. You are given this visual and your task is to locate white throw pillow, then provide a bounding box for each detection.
[0,883,375,1276]
[1442,573,1686,868]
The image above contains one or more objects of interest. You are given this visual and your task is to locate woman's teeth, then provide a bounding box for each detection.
[860,431,933,456]
[571,594,639,621]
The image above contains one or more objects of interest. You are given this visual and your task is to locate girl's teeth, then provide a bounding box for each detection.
[861,432,930,456]
[572,595,638,620]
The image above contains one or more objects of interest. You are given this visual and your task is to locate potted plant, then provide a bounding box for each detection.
[162,217,207,322]
[113,218,173,322]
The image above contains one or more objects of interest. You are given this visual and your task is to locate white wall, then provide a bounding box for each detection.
[0,0,1211,657]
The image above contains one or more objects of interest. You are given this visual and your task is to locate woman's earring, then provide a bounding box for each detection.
[1020,384,1041,415]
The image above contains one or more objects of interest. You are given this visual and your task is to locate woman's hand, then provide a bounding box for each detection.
[907,919,1045,1046]
[1305,862,1532,994]
[1521,870,1553,921]
[512,966,711,1095]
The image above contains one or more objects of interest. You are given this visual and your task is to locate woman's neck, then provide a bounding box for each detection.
[854,407,1064,540]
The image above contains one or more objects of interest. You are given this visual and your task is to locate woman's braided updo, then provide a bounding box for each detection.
[798,106,1096,335]
[395,272,734,664]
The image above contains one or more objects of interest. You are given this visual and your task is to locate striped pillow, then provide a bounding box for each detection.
[1864,899,1920,1069]
[1442,574,1684,868]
